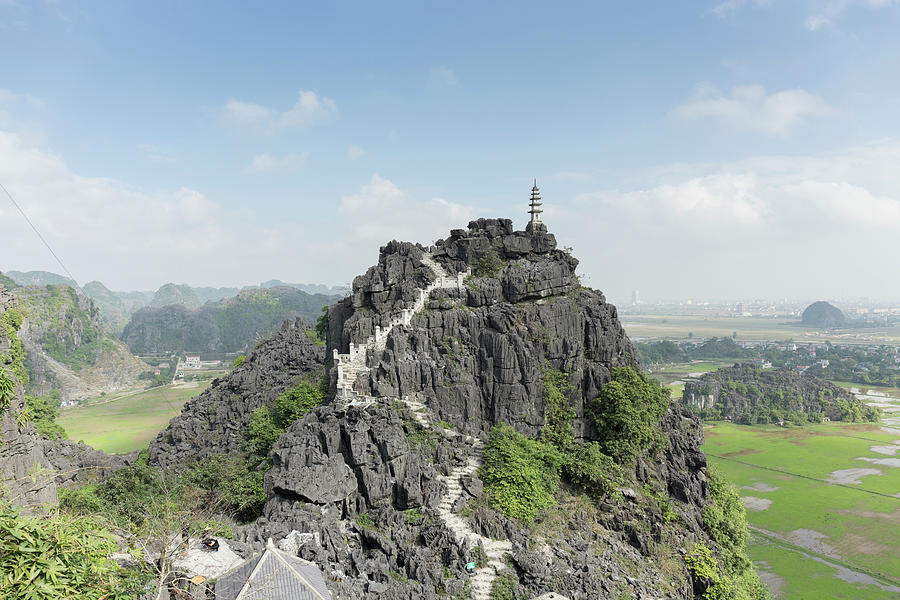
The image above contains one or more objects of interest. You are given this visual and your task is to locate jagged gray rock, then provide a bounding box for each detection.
[148,318,326,470]
[0,288,58,510]
[147,219,721,600]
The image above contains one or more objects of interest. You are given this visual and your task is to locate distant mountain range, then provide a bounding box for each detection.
[120,286,339,355]
[4,270,348,335]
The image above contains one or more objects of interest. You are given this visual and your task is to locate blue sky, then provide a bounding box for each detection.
[2,1,900,302]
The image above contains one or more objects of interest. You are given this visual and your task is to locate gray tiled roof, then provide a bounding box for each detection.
[214,543,332,600]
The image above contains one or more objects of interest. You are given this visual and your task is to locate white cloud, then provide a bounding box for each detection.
[428,66,459,89]
[223,91,338,133]
[557,142,900,301]
[243,152,308,173]
[347,145,365,160]
[673,84,835,136]
[337,174,475,245]
[223,100,274,127]
[0,129,295,288]
[804,14,831,30]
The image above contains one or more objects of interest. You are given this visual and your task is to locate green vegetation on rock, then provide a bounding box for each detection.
[589,366,670,461]
[245,375,328,459]
[480,423,565,521]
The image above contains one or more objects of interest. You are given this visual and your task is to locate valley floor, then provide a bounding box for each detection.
[57,383,208,454]
[703,405,900,599]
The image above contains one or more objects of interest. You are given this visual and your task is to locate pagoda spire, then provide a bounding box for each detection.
[528,179,543,227]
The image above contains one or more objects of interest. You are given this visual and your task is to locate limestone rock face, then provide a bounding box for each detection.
[148,318,326,470]
[327,218,636,439]
[0,289,58,510]
[147,219,719,600]
[266,404,441,511]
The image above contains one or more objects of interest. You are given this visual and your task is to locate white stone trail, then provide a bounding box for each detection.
[331,253,513,599]
[437,439,513,600]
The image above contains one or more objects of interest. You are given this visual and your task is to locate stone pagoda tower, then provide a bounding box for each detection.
[526,179,547,234]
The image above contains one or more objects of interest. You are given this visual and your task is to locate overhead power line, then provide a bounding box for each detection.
[0,180,86,297]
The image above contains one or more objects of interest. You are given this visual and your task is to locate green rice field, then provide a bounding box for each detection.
[58,383,207,454]
[704,414,900,598]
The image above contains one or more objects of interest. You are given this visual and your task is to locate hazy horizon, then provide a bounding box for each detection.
[3,2,900,302]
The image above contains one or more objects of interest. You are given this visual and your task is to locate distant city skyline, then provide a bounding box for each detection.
[2,2,899,301]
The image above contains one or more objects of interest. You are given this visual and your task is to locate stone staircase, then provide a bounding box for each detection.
[332,252,465,404]
[437,440,513,600]
[331,252,512,598]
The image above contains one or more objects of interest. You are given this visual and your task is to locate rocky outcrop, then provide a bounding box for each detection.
[147,318,326,470]
[682,364,878,423]
[800,301,845,328]
[146,218,730,599]
[42,438,135,489]
[13,284,145,401]
[327,219,635,440]
[0,288,58,510]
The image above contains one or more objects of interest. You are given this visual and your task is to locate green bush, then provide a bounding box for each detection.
[1,307,29,388]
[233,355,246,368]
[590,366,670,461]
[274,377,328,426]
[243,375,328,459]
[0,503,145,600]
[245,406,283,458]
[562,442,622,499]
[184,455,265,522]
[685,540,730,600]
[26,392,67,439]
[701,466,770,600]
[703,465,751,575]
[540,369,575,452]
[472,250,504,278]
[0,370,14,411]
[480,423,565,521]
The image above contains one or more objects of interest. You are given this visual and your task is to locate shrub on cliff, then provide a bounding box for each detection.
[590,366,670,461]
[480,423,565,521]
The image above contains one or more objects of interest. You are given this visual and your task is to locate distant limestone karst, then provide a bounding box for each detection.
[800,300,846,328]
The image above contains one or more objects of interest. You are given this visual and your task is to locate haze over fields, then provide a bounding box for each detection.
[1,2,900,302]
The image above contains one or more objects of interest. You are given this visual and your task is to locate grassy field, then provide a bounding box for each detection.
[58,383,207,454]
[621,314,900,344]
[704,417,900,598]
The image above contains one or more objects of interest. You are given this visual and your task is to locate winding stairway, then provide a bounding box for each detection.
[331,254,515,599]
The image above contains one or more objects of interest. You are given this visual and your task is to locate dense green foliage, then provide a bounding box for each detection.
[24,391,66,438]
[690,365,879,425]
[184,455,266,522]
[0,503,147,599]
[16,285,118,371]
[539,369,576,451]
[562,441,623,499]
[472,250,504,278]
[1,306,29,388]
[637,337,747,365]
[244,375,329,459]
[315,307,329,342]
[590,367,670,461]
[232,354,246,368]
[692,466,770,600]
[0,272,19,289]
[0,372,14,411]
[480,423,565,521]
